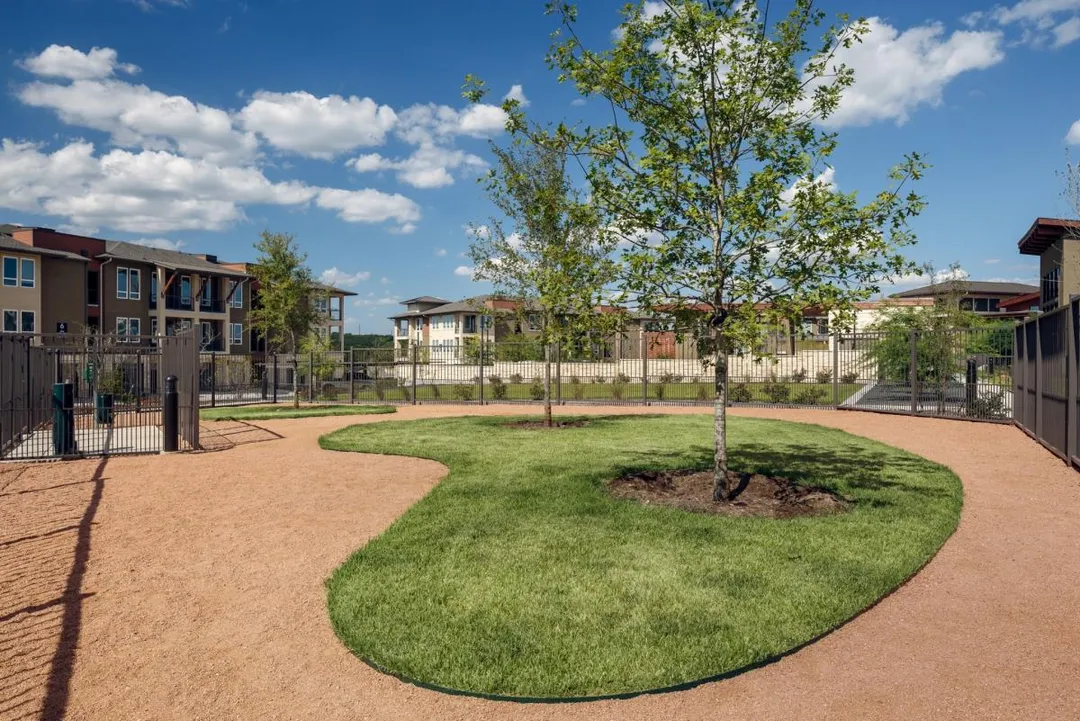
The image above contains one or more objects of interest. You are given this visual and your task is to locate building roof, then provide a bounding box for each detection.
[400,295,451,305]
[890,280,1038,298]
[0,233,89,262]
[312,281,358,297]
[997,291,1041,311]
[100,240,248,276]
[1017,217,1080,256]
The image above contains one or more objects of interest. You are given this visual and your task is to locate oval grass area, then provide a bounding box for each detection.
[200,404,394,421]
[321,414,962,699]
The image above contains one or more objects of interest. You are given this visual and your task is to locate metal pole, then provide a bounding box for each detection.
[163,375,179,453]
[210,352,217,408]
[309,350,314,402]
[1035,315,1043,441]
[966,358,978,417]
[556,342,562,405]
[411,344,418,404]
[832,331,840,407]
[349,348,356,404]
[478,332,485,405]
[52,382,75,456]
[1070,302,1078,461]
[910,329,918,415]
[641,334,649,405]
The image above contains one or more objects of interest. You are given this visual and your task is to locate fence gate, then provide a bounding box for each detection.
[160,333,200,451]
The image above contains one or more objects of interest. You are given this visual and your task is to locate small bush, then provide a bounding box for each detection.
[791,368,808,383]
[840,371,858,385]
[431,384,441,400]
[658,371,674,384]
[611,383,626,401]
[696,385,711,402]
[673,374,683,383]
[816,368,833,385]
[654,383,665,401]
[509,373,524,384]
[762,374,791,403]
[452,384,475,401]
[401,387,412,402]
[320,382,337,401]
[969,390,1009,420]
[728,382,753,403]
[593,375,607,384]
[488,375,507,400]
[615,372,630,384]
[793,386,827,405]
[529,376,545,401]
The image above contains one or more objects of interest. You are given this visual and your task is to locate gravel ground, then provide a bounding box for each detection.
[1,405,1078,721]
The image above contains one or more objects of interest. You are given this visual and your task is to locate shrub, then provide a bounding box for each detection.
[611,383,626,401]
[728,382,753,403]
[654,383,665,401]
[615,372,630,384]
[452,384,475,401]
[762,374,791,403]
[529,376,545,401]
[793,386,827,405]
[816,368,833,385]
[791,368,808,383]
[320,382,337,401]
[658,371,674,384]
[840,371,858,385]
[696,385,710,402]
[593,375,607,384]
[673,374,684,383]
[488,375,507,400]
[570,376,586,400]
[401,386,412,402]
[431,384,441,400]
[509,373,524,384]
[969,390,1009,420]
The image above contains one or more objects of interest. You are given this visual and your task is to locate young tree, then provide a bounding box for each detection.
[248,231,318,408]
[545,0,926,500]
[467,125,621,427]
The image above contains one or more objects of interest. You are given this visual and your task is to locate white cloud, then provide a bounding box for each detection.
[380,276,391,284]
[132,0,189,10]
[570,98,587,107]
[319,267,371,287]
[434,248,447,256]
[503,84,530,107]
[352,295,401,307]
[18,45,139,80]
[985,258,1002,264]
[132,237,184,250]
[396,102,507,145]
[315,188,420,231]
[810,18,1004,128]
[1068,119,1080,144]
[454,265,475,277]
[0,139,419,233]
[1053,16,1080,44]
[18,77,258,164]
[967,0,1080,47]
[780,166,837,205]
[466,224,490,239]
[347,144,486,188]
[237,91,397,158]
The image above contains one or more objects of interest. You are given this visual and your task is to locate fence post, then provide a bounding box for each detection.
[556,342,562,405]
[261,360,268,401]
[52,381,75,456]
[135,350,142,414]
[478,333,485,405]
[1068,304,1077,461]
[909,329,918,415]
[163,375,179,453]
[965,358,978,417]
[210,352,217,408]
[1035,316,1043,441]
[832,332,840,407]
[411,344,418,405]
[348,348,356,405]
[641,335,649,406]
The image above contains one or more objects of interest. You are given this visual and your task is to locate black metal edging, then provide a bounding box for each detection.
[332,512,961,705]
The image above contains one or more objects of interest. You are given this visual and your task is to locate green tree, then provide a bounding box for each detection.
[544,0,925,499]
[466,123,622,427]
[249,231,319,408]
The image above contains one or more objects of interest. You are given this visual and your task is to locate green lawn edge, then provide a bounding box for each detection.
[200,404,395,421]
[319,415,963,700]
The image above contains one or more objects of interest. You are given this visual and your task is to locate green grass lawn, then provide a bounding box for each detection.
[313,380,862,405]
[322,415,962,699]
[200,404,395,421]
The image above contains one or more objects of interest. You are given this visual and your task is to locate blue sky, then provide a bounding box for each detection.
[1,0,1078,333]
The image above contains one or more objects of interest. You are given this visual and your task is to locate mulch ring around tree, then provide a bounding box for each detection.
[608,469,851,519]
[504,419,591,430]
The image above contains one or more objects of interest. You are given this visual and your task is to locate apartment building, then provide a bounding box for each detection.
[390,295,544,354]
[0,225,354,352]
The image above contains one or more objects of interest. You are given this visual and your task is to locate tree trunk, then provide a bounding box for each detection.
[712,333,733,502]
[543,343,553,428]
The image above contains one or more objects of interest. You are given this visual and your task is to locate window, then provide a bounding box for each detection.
[229,280,243,308]
[974,298,989,313]
[959,298,974,311]
[527,314,540,331]
[151,318,158,337]
[116,317,127,337]
[128,268,140,300]
[230,323,242,345]
[87,270,99,305]
[201,277,212,307]
[2,257,16,287]
[398,319,408,334]
[180,276,191,306]
[20,259,34,288]
[1042,268,1061,311]
[989,298,1000,312]
[149,272,157,308]
[463,315,477,333]
[128,317,140,338]
[20,310,35,333]
[3,310,16,332]
[117,267,128,299]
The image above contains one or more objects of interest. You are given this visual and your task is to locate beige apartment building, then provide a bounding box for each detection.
[0,225,354,352]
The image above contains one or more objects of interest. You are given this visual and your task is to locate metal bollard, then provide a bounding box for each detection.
[163,375,179,453]
[52,382,75,456]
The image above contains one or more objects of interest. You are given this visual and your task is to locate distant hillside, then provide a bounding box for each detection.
[343,333,393,349]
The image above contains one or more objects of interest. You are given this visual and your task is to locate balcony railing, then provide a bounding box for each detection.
[164,296,225,313]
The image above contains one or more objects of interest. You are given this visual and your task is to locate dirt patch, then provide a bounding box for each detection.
[608,468,850,518]
[504,419,591,430]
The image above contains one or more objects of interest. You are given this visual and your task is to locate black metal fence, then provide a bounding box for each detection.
[1015,301,1074,463]
[213,328,1014,422]
[0,334,198,461]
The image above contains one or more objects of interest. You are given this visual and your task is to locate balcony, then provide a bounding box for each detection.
[163,295,225,313]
